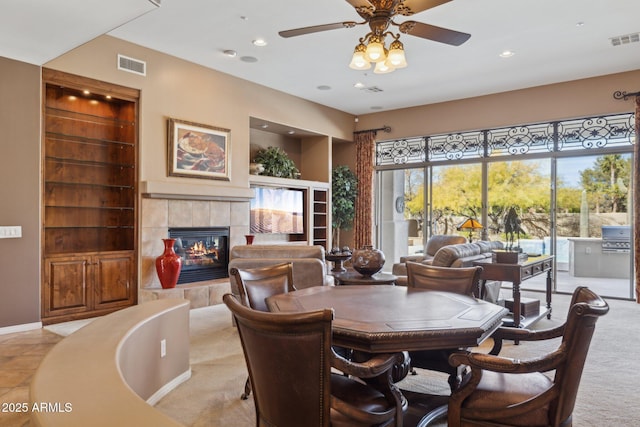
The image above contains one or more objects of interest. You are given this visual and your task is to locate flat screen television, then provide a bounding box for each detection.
[250,186,304,234]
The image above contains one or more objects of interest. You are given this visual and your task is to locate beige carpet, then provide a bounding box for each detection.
[154,291,640,426]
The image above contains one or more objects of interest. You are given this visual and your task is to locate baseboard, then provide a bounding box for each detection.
[0,321,42,335]
[147,368,192,406]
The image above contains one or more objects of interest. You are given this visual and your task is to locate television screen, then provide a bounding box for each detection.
[250,187,304,234]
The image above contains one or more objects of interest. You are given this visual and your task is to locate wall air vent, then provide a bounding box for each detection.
[610,32,639,46]
[362,86,383,93]
[117,54,146,76]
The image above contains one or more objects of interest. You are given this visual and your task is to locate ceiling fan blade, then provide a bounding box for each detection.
[397,0,453,16]
[345,0,375,19]
[279,21,359,38]
[399,21,470,46]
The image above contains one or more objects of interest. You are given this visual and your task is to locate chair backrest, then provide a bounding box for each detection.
[229,263,295,312]
[551,286,609,425]
[223,293,334,427]
[406,262,483,296]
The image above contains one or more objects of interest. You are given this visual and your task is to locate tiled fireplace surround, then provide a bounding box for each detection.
[139,197,250,308]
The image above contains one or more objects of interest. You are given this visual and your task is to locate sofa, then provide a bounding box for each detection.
[393,240,504,302]
[228,245,330,297]
[391,234,467,284]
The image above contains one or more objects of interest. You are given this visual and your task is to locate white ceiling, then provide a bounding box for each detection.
[2,0,640,115]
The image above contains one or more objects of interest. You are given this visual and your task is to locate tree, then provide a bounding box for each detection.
[580,154,630,213]
[331,165,358,247]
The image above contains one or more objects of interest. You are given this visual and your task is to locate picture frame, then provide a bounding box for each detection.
[167,118,230,181]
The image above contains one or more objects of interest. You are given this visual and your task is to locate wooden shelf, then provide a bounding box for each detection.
[42,69,139,324]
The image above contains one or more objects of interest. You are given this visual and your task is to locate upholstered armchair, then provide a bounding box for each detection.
[223,293,403,427]
[405,262,484,390]
[445,286,609,427]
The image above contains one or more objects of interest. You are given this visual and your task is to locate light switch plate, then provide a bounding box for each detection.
[0,226,22,239]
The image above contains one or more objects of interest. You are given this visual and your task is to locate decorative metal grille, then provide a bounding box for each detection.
[557,113,635,151]
[486,122,554,157]
[376,137,425,165]
[429,131,484,161]
[376,112,635,166]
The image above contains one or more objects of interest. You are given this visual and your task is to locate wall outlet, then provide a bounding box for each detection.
[0,226,22,239]
[585,246,591,254]
[160,339,167,358]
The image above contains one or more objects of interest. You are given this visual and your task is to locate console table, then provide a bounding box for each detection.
[473,255,553,330]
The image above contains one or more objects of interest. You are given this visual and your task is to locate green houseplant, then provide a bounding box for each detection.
[253,146,300,179]
[332,165,358,248]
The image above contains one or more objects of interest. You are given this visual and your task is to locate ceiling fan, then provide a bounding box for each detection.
[279,0,471,47]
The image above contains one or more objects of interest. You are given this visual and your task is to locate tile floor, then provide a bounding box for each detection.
[0,328,63,427]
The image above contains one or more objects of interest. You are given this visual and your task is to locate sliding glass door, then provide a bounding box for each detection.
[555,154,633,299]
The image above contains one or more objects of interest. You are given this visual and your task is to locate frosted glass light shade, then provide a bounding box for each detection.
[365,35,385,62]
[349,43,371,70]
[388,39,408,68]
[373,60,395,74]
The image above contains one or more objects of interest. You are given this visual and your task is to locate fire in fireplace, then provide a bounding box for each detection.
[168,227,229,284]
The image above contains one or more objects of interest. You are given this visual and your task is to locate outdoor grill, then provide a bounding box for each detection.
[601,225,631,253]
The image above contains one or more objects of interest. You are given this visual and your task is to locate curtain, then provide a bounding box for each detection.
[635,96,640,302]
[354,131,377,249]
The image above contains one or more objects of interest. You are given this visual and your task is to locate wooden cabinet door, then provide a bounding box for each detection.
[94,252,135,310]
[43,255,92,318]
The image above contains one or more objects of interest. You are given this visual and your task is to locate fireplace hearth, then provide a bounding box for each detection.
[168,227,229,284]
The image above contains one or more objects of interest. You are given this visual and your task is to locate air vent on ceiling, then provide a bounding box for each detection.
[362,86,383,93]
[610,32,639,46]
[118,54,146,76]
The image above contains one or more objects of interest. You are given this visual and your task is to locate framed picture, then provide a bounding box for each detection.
[167,118,230,180]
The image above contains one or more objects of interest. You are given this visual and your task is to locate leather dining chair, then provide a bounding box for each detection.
[405,262,484,390]
[445,286,609,427]
[223,293,403,427]
[230,262,296,312]
[229,263,295,399]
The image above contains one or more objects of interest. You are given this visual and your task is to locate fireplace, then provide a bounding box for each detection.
[168,227,229,284]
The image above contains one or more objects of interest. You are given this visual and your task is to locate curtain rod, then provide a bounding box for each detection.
[613,90,640,101]
[353,125,392,135]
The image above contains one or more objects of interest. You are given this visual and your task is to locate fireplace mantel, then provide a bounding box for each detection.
[141,180,255,202]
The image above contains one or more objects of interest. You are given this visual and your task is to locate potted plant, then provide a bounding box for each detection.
[331,165,358,248]
[253,146,300,179]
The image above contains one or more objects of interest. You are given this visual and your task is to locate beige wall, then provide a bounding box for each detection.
[356,70,640,139]
[0,57,41,328]
[44,35,355,198]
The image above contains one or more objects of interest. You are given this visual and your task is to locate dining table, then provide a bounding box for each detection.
[266,284,508,426]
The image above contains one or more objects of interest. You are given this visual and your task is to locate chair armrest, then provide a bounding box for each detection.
[490,324,565,355]
[331,351,400,379]
[450,348,566,375]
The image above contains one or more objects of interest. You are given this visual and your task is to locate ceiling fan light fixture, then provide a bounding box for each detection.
[349,42,371,70]
[387,39,407,68]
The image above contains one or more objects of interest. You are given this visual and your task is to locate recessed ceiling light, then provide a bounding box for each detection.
[317,85,331,91]
[576,21,585,27]
[499,50,515,58]
[287,130,295,135]
[260,124,268,129]
[354,82,366,89]
[252,39,267,47]
[223,49,237,58]
[240,56,258,63]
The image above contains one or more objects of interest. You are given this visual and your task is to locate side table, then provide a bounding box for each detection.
[473,255,553,330]
[332,268,397,285]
